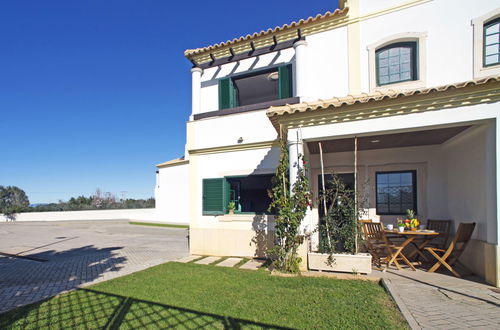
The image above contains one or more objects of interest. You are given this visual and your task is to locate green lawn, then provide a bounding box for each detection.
[129,221,189,229]
[0,262,408,329]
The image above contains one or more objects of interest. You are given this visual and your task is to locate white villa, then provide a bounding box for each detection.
[155,0,500,287]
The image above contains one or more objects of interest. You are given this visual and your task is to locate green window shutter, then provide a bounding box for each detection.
[202,178,229,215]
[219,78,237,109]
[278,65,292,99]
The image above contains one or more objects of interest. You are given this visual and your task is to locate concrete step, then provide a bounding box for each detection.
[176,255,199,263]
[194,256,221,265]
[216,257,243,267]
[240,259,266,270]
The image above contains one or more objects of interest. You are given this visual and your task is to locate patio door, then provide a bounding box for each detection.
[317,173,355,218]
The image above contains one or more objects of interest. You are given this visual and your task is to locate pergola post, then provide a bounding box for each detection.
[293,40,308,99]
[190,67,203,121]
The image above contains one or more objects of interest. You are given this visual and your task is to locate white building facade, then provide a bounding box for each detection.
[156,0,500,286]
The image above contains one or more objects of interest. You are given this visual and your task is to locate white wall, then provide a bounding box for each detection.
[0,208,189,224]
[303,26,349,100]
[155,163,190,224]
[190,110,278,150]
[444,124,496,244]
[359,0,500,92]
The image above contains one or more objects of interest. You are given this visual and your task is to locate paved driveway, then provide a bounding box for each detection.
[0,221,189,313]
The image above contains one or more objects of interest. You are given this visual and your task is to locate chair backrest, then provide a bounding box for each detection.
[446,222,476,263]
[362,221,384,241]
[427,219,452,249]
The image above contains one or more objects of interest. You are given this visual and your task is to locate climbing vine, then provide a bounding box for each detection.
[268,140,311,273]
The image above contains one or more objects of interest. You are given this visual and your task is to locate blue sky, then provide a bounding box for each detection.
[0,1,338,204]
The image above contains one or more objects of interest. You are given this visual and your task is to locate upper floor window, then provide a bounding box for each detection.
[472,8,500,78]
[219,65,292,110]
[368,32,426,91]
[376,42,417,86]
[484,17,500,67]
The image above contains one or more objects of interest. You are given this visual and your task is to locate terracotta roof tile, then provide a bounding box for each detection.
[184,8,348,61]
[267,76,500,117]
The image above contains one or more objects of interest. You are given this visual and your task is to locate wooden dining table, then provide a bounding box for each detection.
[384,229,440,271]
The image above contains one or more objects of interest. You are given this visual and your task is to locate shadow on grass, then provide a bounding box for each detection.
[0,288,291,329]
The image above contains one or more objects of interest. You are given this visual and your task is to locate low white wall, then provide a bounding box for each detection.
[155,162,190,224]
[0,208,189,225]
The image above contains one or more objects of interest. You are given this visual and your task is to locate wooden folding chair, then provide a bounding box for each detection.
[425,222,476,277]
[361,221,384,268]
[362,222,415,271]
[412,219,452,262]
[426,219,452,249]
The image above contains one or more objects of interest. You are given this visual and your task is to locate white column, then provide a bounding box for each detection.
[190,67,203,121]
[288,129,303,195]
[495,118,500,246]
[293,40,308,100]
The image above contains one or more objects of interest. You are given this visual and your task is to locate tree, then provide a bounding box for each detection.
[91,188,117,209]
[0,186,30,221]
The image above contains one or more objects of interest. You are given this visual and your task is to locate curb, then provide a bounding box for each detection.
[380,278,421,330]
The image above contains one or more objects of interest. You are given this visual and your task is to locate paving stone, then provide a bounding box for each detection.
[216,257,242,267]
[194,256,221,265]
[374,269,500,330]
[239,259,265,270]
[176,255,200,263]
[0,220,188,314]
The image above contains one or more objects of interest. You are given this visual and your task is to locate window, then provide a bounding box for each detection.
[376,42,417,86]
[472,9,500,78]
[368,32,426,91]
[218,65,292,110]
[484,17,500,67]
[376,171,416,215]
[202,175,273,215]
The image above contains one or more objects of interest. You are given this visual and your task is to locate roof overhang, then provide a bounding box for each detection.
[184,7,349,67]
[266,76,500,133]
[156,157,189,168]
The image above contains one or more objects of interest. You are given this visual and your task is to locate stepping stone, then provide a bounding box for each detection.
[194,256,221,265]
[176,255,199,263]
[239,259,266,270]
[216,257,242,267]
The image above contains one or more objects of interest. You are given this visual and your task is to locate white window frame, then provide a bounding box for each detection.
[472,8,500,79]
[367,32,427,91]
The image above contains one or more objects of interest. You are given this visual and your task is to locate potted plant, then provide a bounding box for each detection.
[227,201,236,215]
[397,219,405,232]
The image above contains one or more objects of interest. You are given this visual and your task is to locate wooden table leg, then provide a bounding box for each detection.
[385,236,417,271]
[408,237,434,261]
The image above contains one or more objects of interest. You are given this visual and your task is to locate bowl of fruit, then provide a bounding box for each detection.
[405,209,419,231]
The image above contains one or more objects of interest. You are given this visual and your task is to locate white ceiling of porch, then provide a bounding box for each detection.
[307,126,471,154]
